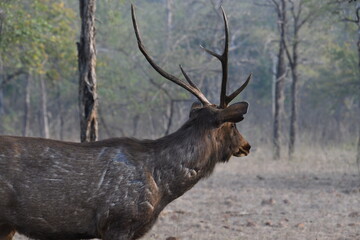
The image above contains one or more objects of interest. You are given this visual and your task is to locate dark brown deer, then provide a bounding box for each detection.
[0,5,251,240]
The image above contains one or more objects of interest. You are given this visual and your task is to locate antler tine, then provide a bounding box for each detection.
[225,73,252,105]
[219,6,230,108]
[199,44,221,59]
[200,6,229,108]
[201,6,251,107]
[131,4,211,106]
[179,65,199,90]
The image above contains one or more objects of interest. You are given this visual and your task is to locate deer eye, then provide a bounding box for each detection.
[231,123,236,128]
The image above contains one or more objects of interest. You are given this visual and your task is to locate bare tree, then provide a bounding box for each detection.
[351,5,360,172]
[166,0,173,51]
[284,0,320,159]
[0,10,3,125]
[356,6,360,173]
[267,0,287,160]
[340,1,360,171]
[77,0,98,142]
[351,3,360,174]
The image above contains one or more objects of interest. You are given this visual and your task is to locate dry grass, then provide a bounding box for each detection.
[14,145,360,240]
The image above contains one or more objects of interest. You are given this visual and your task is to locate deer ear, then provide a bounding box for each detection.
[191,102,202,110]
[189,102,202,118]
[218,102,249,123]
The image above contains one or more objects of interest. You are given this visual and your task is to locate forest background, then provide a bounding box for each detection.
[0,0,359,161]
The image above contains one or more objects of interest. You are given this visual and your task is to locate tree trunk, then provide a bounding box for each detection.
[39,75,49,138]
[166,0,173,51]
[22,73,31,137]
[273,0,287,160]
[356,19,360,172]
[0,56,3,133]
[288,60,298,159]
[165,100,175,136]
[55,83,64,140]
[271,52,277,118]
[0,86,3,134]
[132,115,140,137]
[288,24,299,159]
[78,0,98,142]
[357,117,360,173]
[60,114,64,140]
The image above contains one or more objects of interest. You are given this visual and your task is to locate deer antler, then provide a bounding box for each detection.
[200,7,251,108]
[131,4,211,106]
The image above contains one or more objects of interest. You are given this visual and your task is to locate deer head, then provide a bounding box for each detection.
[131,5,251,160]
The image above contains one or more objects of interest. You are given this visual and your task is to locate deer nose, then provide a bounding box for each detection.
[243,143,251,152]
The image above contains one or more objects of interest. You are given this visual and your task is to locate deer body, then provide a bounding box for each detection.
[0,107,249,240]
[0,5,252,240]
[1,136,160,239]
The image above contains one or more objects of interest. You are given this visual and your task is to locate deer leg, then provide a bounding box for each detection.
[102,224,133,240]
[0,224,15,240]
[102,230,133,240]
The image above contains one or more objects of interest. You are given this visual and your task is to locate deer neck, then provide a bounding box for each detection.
[151,123,220,201]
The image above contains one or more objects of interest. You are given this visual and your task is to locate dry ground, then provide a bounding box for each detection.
[14,145,360,240]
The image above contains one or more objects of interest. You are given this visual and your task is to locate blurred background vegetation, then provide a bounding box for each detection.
[0,0,358,159]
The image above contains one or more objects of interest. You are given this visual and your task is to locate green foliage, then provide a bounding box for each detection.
[0,0,76,75]
[310,40,358,105]
[0,0,77,136]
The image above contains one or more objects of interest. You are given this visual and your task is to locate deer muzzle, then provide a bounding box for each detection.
[234,143,251,157]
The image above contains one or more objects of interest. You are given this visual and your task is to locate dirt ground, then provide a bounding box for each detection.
[14,145,360,240]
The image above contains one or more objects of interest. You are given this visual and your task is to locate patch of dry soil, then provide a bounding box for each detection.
[146,147,360,240]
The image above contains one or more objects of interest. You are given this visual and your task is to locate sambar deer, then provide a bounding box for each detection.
[0,5,251,240]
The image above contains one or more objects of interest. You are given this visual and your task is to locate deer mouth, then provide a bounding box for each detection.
[234,147,249,157]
